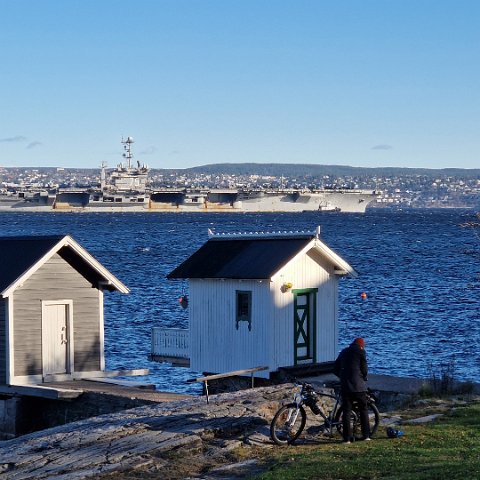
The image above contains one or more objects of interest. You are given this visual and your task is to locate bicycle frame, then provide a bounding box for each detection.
[295,383,343,433]
[311,389,343,434]
[270,382,380,445]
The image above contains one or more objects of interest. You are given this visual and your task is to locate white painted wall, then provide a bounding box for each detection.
[270,248,339,370]
[189,279,272,377]
[188,246,341,377]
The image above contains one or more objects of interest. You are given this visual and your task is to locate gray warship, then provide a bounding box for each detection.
[0,137,378,213]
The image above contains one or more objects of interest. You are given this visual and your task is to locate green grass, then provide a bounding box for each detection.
[256,400,480,480]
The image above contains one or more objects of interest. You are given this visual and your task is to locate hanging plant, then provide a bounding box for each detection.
[281,282,293,293]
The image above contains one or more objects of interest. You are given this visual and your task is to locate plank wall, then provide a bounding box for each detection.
[189,278,271,376]
[0,299,5,383]
[271,249,338,370]
[12,253,101,377]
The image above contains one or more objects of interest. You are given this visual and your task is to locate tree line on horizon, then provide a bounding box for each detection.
[3,164,480,178]
[180,163,480,178]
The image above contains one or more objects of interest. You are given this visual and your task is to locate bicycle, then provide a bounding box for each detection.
[270,382,380,445]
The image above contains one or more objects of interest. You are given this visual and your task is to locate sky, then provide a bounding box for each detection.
[1,0,479,170]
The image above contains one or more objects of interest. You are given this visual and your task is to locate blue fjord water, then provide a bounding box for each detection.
[1,209,478,394]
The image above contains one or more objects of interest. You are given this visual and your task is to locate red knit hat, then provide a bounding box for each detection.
[353,337,365,348]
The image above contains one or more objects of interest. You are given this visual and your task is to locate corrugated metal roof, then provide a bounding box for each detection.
[167,236,315,279]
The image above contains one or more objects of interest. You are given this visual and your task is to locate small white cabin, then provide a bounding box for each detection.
[0,235,129,386]
[164,228,357,378]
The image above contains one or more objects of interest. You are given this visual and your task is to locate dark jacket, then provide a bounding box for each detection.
[334,343,368,393]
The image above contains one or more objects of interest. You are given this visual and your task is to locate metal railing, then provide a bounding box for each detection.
[188,366,269,403]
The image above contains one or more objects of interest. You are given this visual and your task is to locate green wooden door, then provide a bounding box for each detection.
[293,289,317,365]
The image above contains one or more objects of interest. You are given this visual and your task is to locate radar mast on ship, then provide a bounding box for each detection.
[121,136,135,169]
[109,136,149,193]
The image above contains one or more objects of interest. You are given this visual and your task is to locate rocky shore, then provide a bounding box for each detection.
[0,384,289,479]
[0,376,477,479]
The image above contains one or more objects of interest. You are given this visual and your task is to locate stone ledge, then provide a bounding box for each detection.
[0,384,291,479]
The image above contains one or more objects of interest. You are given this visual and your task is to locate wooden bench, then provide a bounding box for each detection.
[187,366,269,403]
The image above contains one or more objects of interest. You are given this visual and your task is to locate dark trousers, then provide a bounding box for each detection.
[342,391,371,441]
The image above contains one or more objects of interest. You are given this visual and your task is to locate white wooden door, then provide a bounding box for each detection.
[43,303,69,375]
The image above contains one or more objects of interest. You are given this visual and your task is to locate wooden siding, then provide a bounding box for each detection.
[12,253,101,377]
[186,245,343,376]
[189,279,272,377]
[271,248,338,370]
[0,299,6,384]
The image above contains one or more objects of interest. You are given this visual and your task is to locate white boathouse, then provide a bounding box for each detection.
[0,235,130,386]
[154,227,357,378]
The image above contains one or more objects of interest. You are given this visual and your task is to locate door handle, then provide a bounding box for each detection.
[60,326,68,344]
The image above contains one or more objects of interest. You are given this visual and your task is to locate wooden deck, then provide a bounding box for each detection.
[0,384,82,400]
[40,379,193,402]
[0,379,192,403]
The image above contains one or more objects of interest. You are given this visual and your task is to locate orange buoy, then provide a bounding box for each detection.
[360,292,367,299]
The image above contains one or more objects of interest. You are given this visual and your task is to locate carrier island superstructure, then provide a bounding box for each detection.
[0,137,379,212]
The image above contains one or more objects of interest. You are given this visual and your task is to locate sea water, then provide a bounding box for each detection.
[0,209,478,393]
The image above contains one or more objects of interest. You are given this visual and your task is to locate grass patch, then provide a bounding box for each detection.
[419,360,476,397]
[256,400,480,480]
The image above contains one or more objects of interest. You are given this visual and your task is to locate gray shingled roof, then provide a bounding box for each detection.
[167,236,314,279]
[0,235,128,294]
[0,236,64,292]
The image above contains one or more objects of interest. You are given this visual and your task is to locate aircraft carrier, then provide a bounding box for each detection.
[0,137,379,213]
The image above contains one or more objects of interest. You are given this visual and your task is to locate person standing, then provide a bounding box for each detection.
[333,337,371,443]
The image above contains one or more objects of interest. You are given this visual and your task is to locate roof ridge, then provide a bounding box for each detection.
[207,227,320,239]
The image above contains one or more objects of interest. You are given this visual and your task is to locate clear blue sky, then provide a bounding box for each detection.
[1,0,479,169]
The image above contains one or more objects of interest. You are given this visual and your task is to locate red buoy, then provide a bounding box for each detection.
[179,295,189,309]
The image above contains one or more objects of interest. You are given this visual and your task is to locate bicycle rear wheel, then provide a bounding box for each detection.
[270,403,307,445]
[335,403,380,440]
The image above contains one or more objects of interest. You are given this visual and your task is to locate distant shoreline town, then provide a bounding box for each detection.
[0,163,479,210]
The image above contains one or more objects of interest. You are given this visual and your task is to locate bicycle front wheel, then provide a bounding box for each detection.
[335,402,380,440]
[270,403,307,445]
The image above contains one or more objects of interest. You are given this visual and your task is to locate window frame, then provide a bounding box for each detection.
[235,290,252,331]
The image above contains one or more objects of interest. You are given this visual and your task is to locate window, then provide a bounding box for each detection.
[236,290,252,331]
